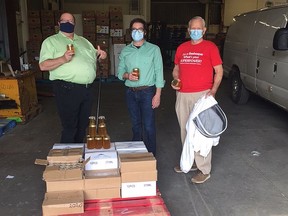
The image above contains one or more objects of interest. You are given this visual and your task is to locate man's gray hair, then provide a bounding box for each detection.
[188,16,206,28]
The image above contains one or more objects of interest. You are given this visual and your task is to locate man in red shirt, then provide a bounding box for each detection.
[171,16,223,184]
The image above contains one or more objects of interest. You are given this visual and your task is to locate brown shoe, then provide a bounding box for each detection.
[174,164,198,173]
[191,172,210,184]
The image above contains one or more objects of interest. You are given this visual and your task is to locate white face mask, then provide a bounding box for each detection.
[131,29,144,42]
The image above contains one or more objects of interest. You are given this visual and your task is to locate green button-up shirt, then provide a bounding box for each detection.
[117,41,164,88]
[39,32,97,84]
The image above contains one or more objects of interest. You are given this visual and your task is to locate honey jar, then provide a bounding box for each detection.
[98,116,106,124]
[102,135,111,149]
[171,79,182,88]
[88,116,97,137]
[98,122,107,136]
[132,68,140,79]
[67,44,75,54]
[95,135,103,149]
[87,136,95,149]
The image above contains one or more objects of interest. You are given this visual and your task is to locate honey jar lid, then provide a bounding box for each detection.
[103,135,110,140]
[95,135,102,140]
[98,122,106,127]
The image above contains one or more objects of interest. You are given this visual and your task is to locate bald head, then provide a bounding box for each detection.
[59,13,75,25]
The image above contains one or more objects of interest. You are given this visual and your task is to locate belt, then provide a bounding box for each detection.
[54,80,92,88]
[128,86,150,91]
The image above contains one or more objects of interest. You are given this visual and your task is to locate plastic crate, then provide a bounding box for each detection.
[0,119,17,137]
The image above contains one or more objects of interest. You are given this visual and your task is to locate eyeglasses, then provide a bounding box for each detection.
[60,19,75,24]
[131,28,144,33]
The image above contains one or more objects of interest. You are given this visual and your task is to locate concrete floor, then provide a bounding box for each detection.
[0,68,288,216]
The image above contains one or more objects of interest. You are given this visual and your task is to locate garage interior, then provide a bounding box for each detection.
[1,0,288,215]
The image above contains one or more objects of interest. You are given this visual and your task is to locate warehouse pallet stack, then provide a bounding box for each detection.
[37,141,170,216]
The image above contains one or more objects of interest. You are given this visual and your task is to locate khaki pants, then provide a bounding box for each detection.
[175,90,211,174]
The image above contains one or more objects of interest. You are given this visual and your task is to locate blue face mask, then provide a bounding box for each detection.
[60,22,75,33]
[131,30,144,42]
[190,29,203,41]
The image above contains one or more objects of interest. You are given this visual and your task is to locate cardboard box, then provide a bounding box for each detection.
[28,10,40,18]
[84,142,115,153]
[110,20,123,29]
[115,141,147,151]
[84,169,120,189]
[109,6,122,13]
[96,37,109,48]
[84,187,121,200]
[121,170,157,183]
[43,163,83,181]
[95,10,109,18]
[83,33,96,42]
[47,148,83,163]
[42,190,84,216]
[85,150,118,170]
[82,11,95,18]
[96,25,109,34]
[117,149,148,155]
[121,181,157,198]
[110,29,123,37]
[119,153,156,173]
[52,143,84,150]
[46,179,84,192]
[110,12,123,21]
[96,17,109,26]
[112,37,125,44]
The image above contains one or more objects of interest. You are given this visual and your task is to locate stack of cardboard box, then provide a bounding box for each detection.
[41,10,55,39]
[119,152,157,198]
[39,145,85,215]
[82,11,96,45]
[109,6,124,44]
[39,141,157,215]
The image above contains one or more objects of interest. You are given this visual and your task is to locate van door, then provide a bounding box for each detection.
[244,12,263,93]
[255,8,288,108]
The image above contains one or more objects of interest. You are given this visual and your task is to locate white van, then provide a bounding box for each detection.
[223,5,288,110]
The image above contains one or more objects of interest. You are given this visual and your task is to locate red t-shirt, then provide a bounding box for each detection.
[174,40,222,92]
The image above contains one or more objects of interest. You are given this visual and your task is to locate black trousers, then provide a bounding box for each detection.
[52,80,93,143]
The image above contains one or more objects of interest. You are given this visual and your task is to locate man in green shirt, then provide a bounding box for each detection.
[117,18,165,156]
[39,12,107,143]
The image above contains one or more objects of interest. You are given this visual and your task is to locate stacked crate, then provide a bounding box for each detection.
[82,10,96,46]
[39,145,86,215]
[95,10,110,78]
[109,6,124,44]
[41,10,55,40]
[27,10,43,79]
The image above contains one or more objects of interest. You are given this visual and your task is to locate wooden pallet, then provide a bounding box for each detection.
[63,195,171,216]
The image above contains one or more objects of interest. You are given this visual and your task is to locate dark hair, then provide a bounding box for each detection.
[129,18,147,32]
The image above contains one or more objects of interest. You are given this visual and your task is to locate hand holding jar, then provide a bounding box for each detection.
[130,68,140,81]
[171,79,182,90]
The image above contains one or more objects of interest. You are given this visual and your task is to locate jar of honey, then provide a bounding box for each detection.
[103,135,111,149]
[171,79,182,88]
[98,116,106,124]
[94,135,103,149]
[67,44,75,54]
[98,122,107,136]
[132,68,140,79]
[88,116,97,137]
[87,136,95,149]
